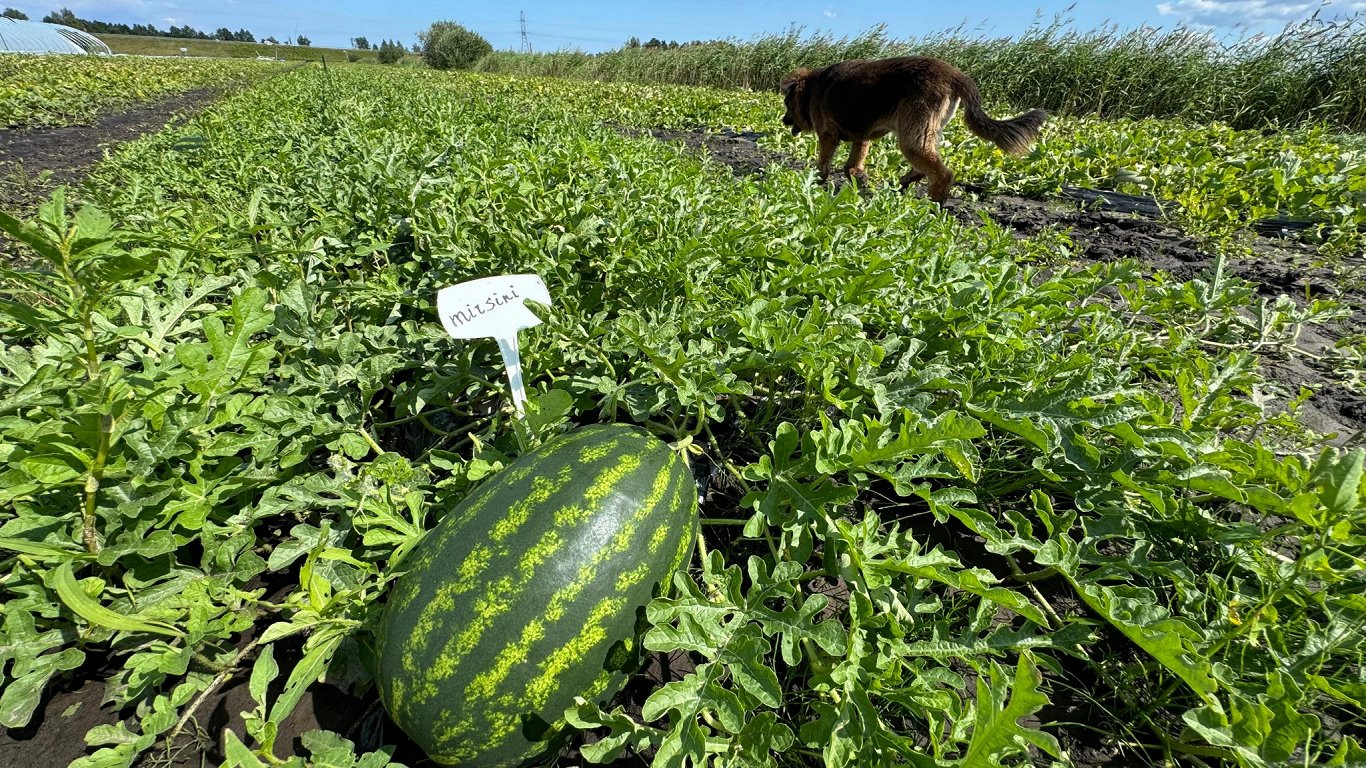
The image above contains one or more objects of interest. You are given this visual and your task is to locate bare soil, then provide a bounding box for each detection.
[0,87,224,221]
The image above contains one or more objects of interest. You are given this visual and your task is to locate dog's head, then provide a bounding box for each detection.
[779,68,812,135]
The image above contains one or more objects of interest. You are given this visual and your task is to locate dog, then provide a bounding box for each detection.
[780,57,1047,202]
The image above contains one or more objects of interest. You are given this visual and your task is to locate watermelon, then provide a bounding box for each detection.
[375,424,698,767]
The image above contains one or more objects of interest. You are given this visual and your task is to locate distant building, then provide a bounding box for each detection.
[0,18,112,54]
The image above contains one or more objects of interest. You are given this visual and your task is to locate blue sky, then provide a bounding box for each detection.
[6,0,1364,51]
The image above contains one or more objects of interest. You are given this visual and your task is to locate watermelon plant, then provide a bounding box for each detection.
[1,60,1364,768]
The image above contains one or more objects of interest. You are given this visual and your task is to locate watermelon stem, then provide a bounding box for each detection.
[701,421,754,497]
[358,426,385,456]
[166,634,264,750]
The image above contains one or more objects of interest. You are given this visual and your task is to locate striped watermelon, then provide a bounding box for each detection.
[375,424,698,768]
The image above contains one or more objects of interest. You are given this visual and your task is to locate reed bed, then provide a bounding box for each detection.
[476,17,1366,130]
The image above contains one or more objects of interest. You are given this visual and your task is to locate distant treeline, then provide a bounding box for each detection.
[33,8,310,46]
[478,18,1366,132]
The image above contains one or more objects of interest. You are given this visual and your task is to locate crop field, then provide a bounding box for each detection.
[2,60,1365,768]
[0,55,284,129]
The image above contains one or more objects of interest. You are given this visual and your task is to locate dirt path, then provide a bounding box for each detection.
[0,87,224,219]
[636,126,1366,446]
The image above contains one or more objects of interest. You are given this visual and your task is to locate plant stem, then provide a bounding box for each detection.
[359,425,385,455]
[80,413,110,555]
[167,635,263,747]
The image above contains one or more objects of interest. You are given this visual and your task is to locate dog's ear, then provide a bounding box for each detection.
[779,68,811,96]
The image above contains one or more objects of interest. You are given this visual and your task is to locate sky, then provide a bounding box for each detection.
[5,0,1365,52]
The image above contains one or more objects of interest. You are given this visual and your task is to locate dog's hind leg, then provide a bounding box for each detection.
[899,146,951,201]
[898,97,955,202]
[843,140,871,182]
[912,144,956,202]
[938,97,959,145]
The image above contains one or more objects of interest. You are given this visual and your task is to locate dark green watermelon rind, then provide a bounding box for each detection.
[376,424,698,768]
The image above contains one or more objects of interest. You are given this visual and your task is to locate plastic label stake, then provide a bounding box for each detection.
[436,274,551,417]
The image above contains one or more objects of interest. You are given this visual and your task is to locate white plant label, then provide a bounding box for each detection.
[436,274,551,416]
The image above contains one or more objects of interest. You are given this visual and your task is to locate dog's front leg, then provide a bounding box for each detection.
[816,134,839,183]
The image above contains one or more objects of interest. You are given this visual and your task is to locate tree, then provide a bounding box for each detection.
[41,9,84,29]
[625,36,640,48]
[296,35,310,46]
[352,36,370,50]
[2,8,27,19]
[377,39,405,64]
[418,20,492,70]
[234,28,254,42]
[214,27,233,41]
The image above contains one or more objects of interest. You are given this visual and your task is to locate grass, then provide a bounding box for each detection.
[476,16,1366,131]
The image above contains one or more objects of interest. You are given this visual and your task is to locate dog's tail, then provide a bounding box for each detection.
[951,71,1047,155]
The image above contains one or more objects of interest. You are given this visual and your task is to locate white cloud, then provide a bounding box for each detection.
[823,6,837,18]
[1156,0,1323,26]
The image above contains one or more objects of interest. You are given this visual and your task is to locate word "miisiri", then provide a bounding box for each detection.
[446,284,523,328]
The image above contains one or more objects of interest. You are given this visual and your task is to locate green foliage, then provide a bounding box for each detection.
[1,64,1363,768]
[377,39,405,65]
[419,20,492,71]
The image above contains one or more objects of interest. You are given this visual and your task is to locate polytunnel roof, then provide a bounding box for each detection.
[0,19,112,55]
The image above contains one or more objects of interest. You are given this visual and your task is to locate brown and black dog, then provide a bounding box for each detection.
[780,57,1047,202]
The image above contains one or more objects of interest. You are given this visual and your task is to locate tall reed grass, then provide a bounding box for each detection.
[475,16,1366,131]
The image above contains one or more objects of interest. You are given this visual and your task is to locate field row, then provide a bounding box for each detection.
[0,54,285,128]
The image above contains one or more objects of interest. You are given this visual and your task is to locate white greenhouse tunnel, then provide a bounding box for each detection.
[0,18,112,55]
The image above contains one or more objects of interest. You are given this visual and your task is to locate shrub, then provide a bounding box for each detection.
[419,21,492,70]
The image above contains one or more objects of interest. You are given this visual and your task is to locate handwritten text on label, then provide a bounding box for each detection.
[436,274,551,340]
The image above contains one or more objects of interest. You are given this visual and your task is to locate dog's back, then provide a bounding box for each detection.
[801,57,960,139]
